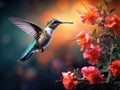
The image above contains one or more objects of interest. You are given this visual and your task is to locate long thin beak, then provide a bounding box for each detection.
[61,22,74,24]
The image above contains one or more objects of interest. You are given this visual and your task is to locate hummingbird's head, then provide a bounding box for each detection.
[46,18,73,30]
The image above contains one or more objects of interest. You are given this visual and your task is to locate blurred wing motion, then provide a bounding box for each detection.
[9,17,42,38]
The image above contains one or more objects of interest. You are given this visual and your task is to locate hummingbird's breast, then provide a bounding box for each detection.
[37,31,51,49]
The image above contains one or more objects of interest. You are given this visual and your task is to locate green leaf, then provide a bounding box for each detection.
[91,29,98,39]
[111,81,120,89]
[97,3,103,13]
[112,45,120,59]
[118,53,120,57]
[112,54,117,60]
[97,61,107,68]
[73,68,80,80]
[93,29,98,35]
[98,62,108,73]
[100,69,108,73]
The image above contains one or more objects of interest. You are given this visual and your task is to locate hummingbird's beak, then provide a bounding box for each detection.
[61,22,74,24]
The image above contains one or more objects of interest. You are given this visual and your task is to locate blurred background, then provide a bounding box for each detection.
[0,0,120,90]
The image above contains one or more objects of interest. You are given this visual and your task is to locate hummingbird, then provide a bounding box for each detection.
[9,17,73,62]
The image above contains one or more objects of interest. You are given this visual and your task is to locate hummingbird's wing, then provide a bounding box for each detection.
[9,17,42,38]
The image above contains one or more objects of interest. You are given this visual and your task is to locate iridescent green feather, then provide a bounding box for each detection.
[20,39,37,59]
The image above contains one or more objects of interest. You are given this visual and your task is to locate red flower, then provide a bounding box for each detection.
[76,31,93,51]
[80,5,99,25]
[105,14,120,37]
[109,60,120,77]
[62,71,78,90]
[81,66,104,85]
[83,45,101,65]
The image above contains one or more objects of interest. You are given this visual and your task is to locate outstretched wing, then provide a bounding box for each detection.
[9,17,42,38]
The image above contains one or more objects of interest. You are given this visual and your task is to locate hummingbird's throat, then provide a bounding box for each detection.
[45,27,53,35]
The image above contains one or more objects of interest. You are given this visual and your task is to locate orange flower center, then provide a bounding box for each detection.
[81,38,87,44]
[87,11,94,18]
[88,73,95,80]
[87,73,102,83]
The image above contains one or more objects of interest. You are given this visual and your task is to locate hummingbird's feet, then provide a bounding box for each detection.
[17,59,22,62]
[41,48,44,52]
[31,48,44,53]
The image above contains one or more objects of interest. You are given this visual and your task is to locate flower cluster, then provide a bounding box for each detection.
[60,0,120,90]
[76,31,102,65]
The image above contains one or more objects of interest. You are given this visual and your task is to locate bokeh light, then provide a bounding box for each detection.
[1,0,120,90]
[36,0,99,65]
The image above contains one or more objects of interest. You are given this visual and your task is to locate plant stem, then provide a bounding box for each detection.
[107,44,114,83]
[103,0,110,10]
[109,44,114,64]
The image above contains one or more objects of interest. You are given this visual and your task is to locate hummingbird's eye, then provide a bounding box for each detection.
[53,21,57,23]
[47,20,55,25]
[52,21,55,24]
[54,21,61,24]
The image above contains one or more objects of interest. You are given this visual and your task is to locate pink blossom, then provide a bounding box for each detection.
[81,66,104,85]
[105,14,120,37]
[80,5,99,25]
[104,16,116,28]
[76,31,93,51]
[83,45,102,65]
[62,71,78,90]
[109,60,120,77]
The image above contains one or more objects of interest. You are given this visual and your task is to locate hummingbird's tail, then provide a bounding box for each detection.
[18,39,37,62]
[18,52,33,62]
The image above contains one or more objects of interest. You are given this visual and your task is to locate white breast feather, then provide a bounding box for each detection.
[45,27,53,35]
